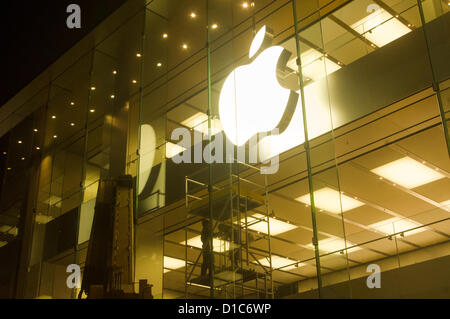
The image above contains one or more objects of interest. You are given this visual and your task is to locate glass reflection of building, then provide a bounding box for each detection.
[0,0,449,299]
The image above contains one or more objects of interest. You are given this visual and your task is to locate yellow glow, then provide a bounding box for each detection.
[181,112,223,136]
[132,80,137,84]
[371,157,445,189]
[90,109,95,113]
[257,256,303,270]
[110,94,115,99]
[70,123,75,127]
[138,124,156,195]
[136,53,142,58]
[369,217,425,237]
[182,44,188,50]
[242,214,297,235]
[18,140,22,144]
[35,214,54,224]
[296,187,364,214]
[112,70,117,75]
[351,8,411,47]
[190,12,197,18]
[91,86,96,91]
[309,238,360,253]
[219,26,292,146]
[164,256,185,273]
[242,2,249,8]
[157,62,162,68]
[70,101,75,106]
[53,135,58,139]
[162,33,168,39]
[0,241,7,248]
[165,142,186,159]
[51,115,56,119]
[211,23,218,29]
[183,236,237,252]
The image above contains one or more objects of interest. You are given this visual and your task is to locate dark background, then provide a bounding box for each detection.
[0,0,128,106]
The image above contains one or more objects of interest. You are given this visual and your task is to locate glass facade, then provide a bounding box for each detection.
[0,0,449,299]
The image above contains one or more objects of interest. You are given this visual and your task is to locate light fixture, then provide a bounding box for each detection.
[156,62,162,68]
[162,33,168,39]
[182,236,235,252]
[287,48,341,82]
[70,101,75,106]
[295,187,365,214]
[243,214,297,235]
[53,135,58,139]
[33,128,38,132]
[351,8,411,47]
[21,157,25,161]
[18,140,22,144]
[110,94,115,99]
[181,112,223,136]
[89,109,95,113]
[166,142,187,159]
[182,43,188,50]
[256,256,304,270]
[308,238,361,253]
[190,12,197,18]
[70,123,75,127]
[369,217,425,237]
[7,167,11,171]
[2,152,6,155]
[136,53,142,58]
[132,80,137,84]
[36,147,40,150]
[113,70,117,75]
[371,157,445,189]
[242,2,249,8]
[51,115,56,119]
[91,86,96,91]
[211,23,218,29]
[164,256,185,273]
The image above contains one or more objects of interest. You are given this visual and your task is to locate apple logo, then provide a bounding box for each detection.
[219,25,298,146]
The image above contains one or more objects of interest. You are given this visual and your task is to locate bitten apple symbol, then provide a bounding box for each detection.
[219,26,298,146]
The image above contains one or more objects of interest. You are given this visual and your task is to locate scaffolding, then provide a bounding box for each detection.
[182,162,274,299]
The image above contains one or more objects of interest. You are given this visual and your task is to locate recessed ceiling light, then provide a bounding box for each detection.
[110,94,115,99]
[7,167,11,171]
[33,128,38,132]
[166,142,187,159]
[2,152,6,155]
[113,70,117,75]
[190,12,197,18]
[182,236,236,252]
[90,109,95,113]
[51,115,56,119]
[36,147,40,150]
[243,214,297,235]
[211,23,218,29]
[91,86,96,91]
[136,53,142,58]
[371,157,445,189]
[257,256,304,270]
[21,157,25,161]
[156,62,162,68]
[163,256,185,273]
[182,43,188,50]
[295,187,365,214]
[242,2,249,8]
[132,80,137,84]
[70,102,75,106]
[162,33,168,39]
[18,140,22,144]
[308,238,361,253]
[53,135,58,139]
[369,217,425,237]
[70,123,75,127]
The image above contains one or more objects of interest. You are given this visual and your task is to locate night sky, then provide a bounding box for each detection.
[0,0,128,106]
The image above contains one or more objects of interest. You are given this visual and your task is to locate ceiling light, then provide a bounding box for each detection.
[371,157,445,189]
[7,168,11,171]
[242,2,249,8]
[18,140,22,144]
[132,80,137,84]
[113,70,117,75]
[2,152,6,155]
[162,33,168,39]
[243,214,297,235]
[182,44,188,50]
[70,123,75,127]
[287,48,341,82]
[70,101,75,106]
[164,256,185,273]
[308,238,361,253]
[211,23,218,29]
[51,115,56,119]
[295,187,364,214]
[36,147,40,150]
[90,109,95,113]
[136,53,142,58]
[190,12,197,18]
[256,256,304,270]
[33,128,38,132]
[157,62,162,68]
[21,157,25,161]
[369,217,425,237]
[181,112,223,136]
[53,135,58,139]
[182,236,236,252]
[166,142,187,159]
[91,86,96,91]
[351,8,411,47]
[110,94,115,99]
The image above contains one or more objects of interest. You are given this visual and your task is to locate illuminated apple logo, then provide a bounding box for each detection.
[219,26,298,146]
